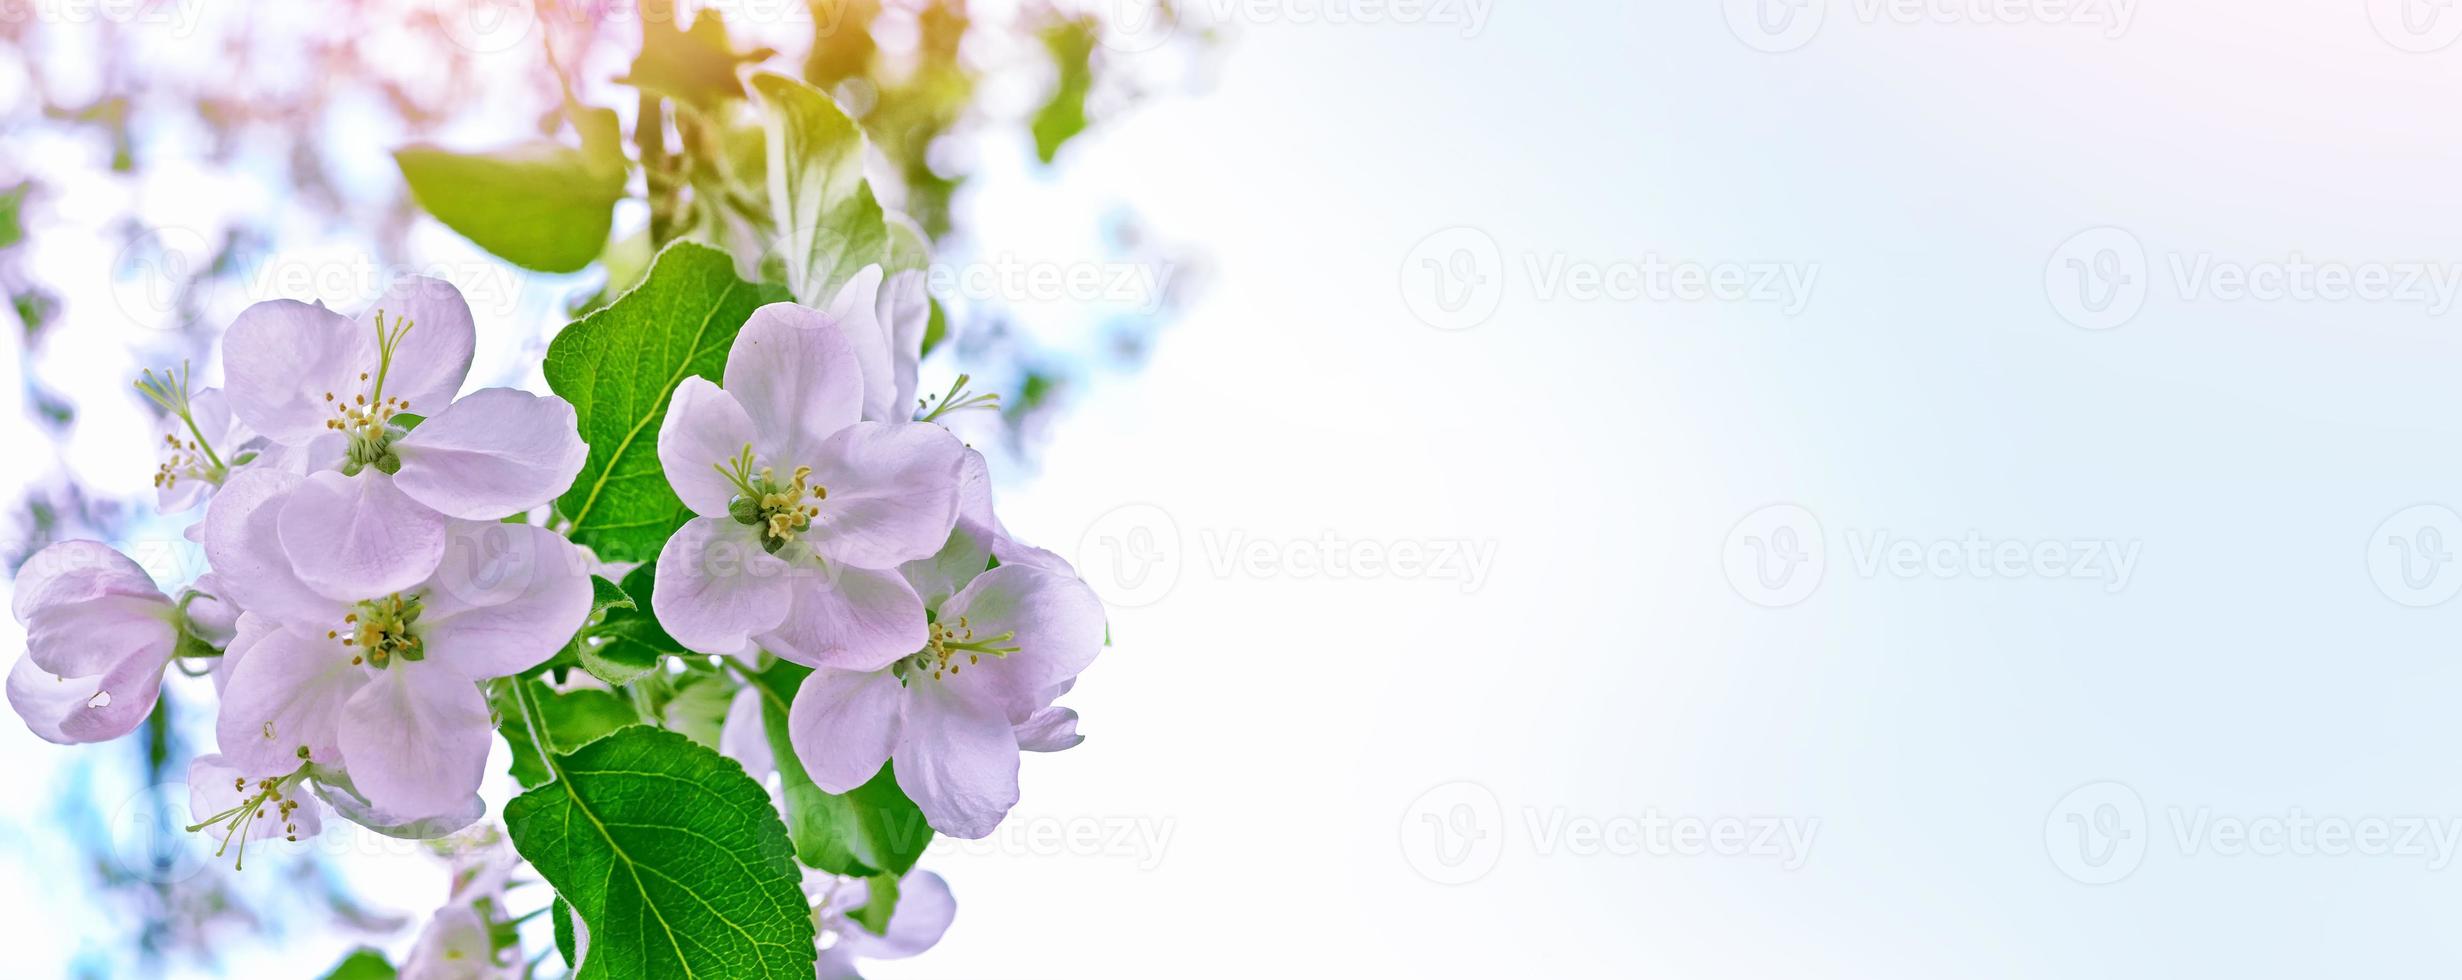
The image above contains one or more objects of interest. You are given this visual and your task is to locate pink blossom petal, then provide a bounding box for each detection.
[806,421,966,569]
[760,565,928,672]
[223,299,371,443]
[391,388,588,519]
[657,376,760,519]
[877,269,929,420]
[724,302,862,465]
[212,611,276,694]
[897,449,995,611]
[277,469,449,602]
[651,517,794,654]
[1014,705,1083,753]
[833,868,955,960]
[5,645,172,745]
[935,564,1107,724]
[216,625,366,773]
[417,522,594,680]
[825,265,901,424]
[787,667,904,794]
[892,682,1020,840]
[203,469,344,627]
[12,540,177,678]
[338,663,494,819]
[357,276,476,418]
[720,684,776,783]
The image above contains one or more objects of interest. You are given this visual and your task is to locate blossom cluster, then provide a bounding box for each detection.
[7,268,1100,974]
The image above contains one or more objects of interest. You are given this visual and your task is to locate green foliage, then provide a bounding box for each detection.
[545,241,785,561]
[319,947,397,980]
[580,565,683,686]
[747,661,934,876]
[625,10,771,109]
[494,678,637,789]
[753,72,887,306]
[506,726,816,979]
[1031,17,1097,164]
[394,108,627,273]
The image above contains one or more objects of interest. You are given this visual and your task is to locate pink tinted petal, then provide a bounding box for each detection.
[651,517,793,655]
[1014,705,1082,753]
[216,626,365,773]
[277,469,449,602]
[892,683,1020,840]
[223,299,370,443]
[759,565,928,672]
[339,663,493,819]
[816,946,862,980]
[825,266,899,423]
[212,611,277,694]
[723,302,862,465]
[720,684,776,783]
[358,276,476,417]
[203,469,343,627]
[403,905,499,978]
[391,388,588,519]
[184,572,241,646]
[897,449,994,611]
[13,540,176,678]
[807,421,966,569]
[834,868,955,960]
[309,773,482,840]
[7,654,81,743]
[877,269,929,420]
[787,667,903,794]
[417,522,594,680]
[54,646,171,743]
[656,376,759,519]
[936,564,1107,723]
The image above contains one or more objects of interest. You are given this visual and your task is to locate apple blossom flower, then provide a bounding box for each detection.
[220,276,587,601]
[5,540,185,744]
[651,301,967,669]
[812,868,955,980]
[208,485,592,820]
[135,363,267,513]
[825,265,927,424]
[786,559,1104,838]
[186,752,324,866]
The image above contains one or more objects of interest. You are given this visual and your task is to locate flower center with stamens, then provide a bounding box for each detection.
[134,360,230,490]
[716,444,825,553]
[332,592,424,669]
[894,615,1020,683]
[327,309,417,476]
[185,765,311,867]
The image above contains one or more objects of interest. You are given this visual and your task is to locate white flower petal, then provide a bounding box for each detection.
[807,421,966,569]
[12,540,177,678]
[892,682,1020,840]
[338,663,494,820]
[656,376,760,520]
[650,517,794,655]
[723,302,863,466]
[358,275,476,417]
[418,522,594,680]
[391,388,588,519]
[223,299,372,443]
[276,469,449,602]
[215,625,366,773]
[787,667,903,794]
[759,564,928,672]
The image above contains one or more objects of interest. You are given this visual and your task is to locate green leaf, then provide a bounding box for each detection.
[506,726,816,979]
[884,212,931,276]
[493,678,638,789]
[552,896,579,969]
[623,9,771,109]
[545,241,784,561]
[850,873,899,936]
[394,120,626,273]
[662,669,735,748]
[919,296,949,359]
[1031,17,1097,164]
[754,72,887,306]
[584,563,686,686]
[320,947,397,980]
[748,661,933,876]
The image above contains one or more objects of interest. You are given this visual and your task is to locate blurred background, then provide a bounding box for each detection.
[8,0,2462,976]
